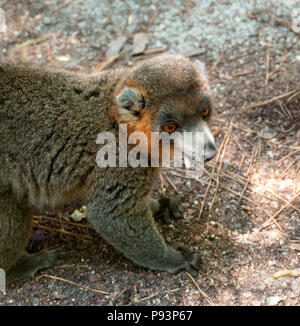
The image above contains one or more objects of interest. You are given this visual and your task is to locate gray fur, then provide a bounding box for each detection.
[0,55,214,282]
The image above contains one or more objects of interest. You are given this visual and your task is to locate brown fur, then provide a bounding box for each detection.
[0,54,215,283]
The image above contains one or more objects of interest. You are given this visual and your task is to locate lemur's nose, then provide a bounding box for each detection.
[204,143,217,163]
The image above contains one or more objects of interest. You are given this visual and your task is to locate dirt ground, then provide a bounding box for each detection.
[0,0,299,306]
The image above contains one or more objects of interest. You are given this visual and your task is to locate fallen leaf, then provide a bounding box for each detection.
[266,296,286,306]
[127,14,134,25]
[106,35,127,58]
[56,54,71,62]
[131,32,148,55]
[180,48,205,57]
[70,205,87,222]
[290,243,300,251]
[0,8,7,33]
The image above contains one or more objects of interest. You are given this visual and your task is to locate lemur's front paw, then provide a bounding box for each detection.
[180,248,207,276]
[161,244,207,276]
[154,197,184,223]
[172,244,207,276]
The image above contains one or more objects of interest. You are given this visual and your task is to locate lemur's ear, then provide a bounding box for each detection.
[116,87,145,121]
[193,60,209,82]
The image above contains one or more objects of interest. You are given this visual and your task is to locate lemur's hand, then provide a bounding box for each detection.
[154,197,184,224]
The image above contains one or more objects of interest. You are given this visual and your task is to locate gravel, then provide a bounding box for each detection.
[0,0,299,306]
[2,0,299,63]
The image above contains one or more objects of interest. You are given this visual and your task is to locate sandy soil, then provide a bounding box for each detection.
[0,0,299,306]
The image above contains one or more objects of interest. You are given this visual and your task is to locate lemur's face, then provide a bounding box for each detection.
[152,91,216,168]
[114,54,217,169]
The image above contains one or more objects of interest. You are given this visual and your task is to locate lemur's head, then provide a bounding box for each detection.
[114,54,217,169]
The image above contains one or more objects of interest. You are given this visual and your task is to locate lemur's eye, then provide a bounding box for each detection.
[163,123,177,133]
[202,106,210,117]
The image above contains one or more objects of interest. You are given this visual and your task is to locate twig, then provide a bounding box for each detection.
[202,168,257,206]
[95,53,121,71]
[232,68,256,77]
[32,221,93,240]
[280,158,297,179]
[278,101,292,119]
[206,163,253,192]
[231,136,244,153]
[295,166,300,195]
[265,34,273,85]
[133,288,180,304]
[110,288,129,305]
[208,161,300,213]
[185,272,215,306]
[259,191,300,230]
[198,122,231,219]
[159,172,167,194]
[54,0,75,12]
[163,172,179,194]
[237,144,256,205]
[287,90,300,102]
[264,210,286,234]
[33,215,94,230]
[198,173,213,219]
[143,48,166,56]
[257,185,300,213]
[241,89,300,112]
[208,52,225,74]
[207,122,233,222]
[132,48,166,61]
[239,153,246,169]
[268,47,295,80]
[146,7,160,31]
[245,8,257,19]
[37,274,110,296]
[182,292,188,306]
[281,121,300,135]
[202,168,286,234]
[9,34,50,51]
[271,14,300,35]
[223,121,298,149]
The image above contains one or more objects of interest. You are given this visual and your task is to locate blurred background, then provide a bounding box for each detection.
[0,1,299,117]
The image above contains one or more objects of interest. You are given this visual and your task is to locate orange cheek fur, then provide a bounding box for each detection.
[115,108,177,164]
[114,81,159,159]
[131,111,153,156]
[114,107,153,156]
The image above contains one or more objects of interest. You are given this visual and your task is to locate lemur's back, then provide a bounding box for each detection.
[0,62,119,209]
